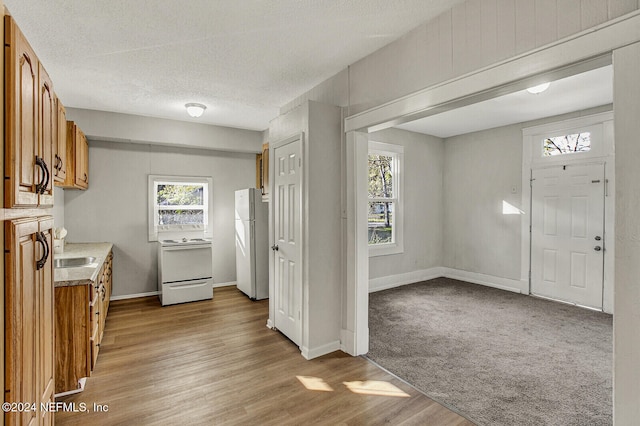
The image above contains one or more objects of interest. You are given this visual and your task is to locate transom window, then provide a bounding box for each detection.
[148,175,213,241]
[543,132,591,156]
[368,141,403,256]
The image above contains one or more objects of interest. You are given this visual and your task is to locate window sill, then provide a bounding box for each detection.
[369,243,404,257]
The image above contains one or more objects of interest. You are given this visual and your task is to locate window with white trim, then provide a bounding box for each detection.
[148,175,213,241]
[543,132,591,156]
[368,141,403,256]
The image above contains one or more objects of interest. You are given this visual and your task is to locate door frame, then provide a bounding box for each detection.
[521,112,615,313]
[267,133,305,344]
[342,9,640,354]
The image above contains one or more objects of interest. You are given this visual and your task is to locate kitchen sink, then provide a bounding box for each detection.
[54,256,96,268]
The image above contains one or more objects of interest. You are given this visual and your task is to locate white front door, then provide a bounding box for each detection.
[531,163,605,309]
[272,136,303,346]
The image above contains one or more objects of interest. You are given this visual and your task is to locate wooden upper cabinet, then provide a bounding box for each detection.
[53,97,67,183]
[60,121,89,189]
[4,15,50,208]
[76,128,89,188]
[38,63,55,206]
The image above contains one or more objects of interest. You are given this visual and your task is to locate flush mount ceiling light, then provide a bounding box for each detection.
[526,82,551,94]
[185,103,207,118]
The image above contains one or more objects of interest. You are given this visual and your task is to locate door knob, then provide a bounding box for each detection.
[271,244,279,251]
[595,236,601,241]
[594,246,602,252]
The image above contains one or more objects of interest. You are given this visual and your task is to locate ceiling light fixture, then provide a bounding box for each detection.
[185,103,207,118]
[526,82,550,94]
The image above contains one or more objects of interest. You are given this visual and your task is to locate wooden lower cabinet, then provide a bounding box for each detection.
[55,250,112,394]
[5,216,54,426]
[54,285,90,394]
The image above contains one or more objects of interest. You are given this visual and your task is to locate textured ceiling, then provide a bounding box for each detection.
[4,0,465,131]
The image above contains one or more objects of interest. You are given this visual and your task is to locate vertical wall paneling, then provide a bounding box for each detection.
[396,26,427,100]
[424,20,440,89]
[496,0,517,61]
[438,9,454,82]
[452,4,468,74]
[557,0,582,39]
[515,0,537,54]
[481,0,499,66]
[581,0,608,29]
[608,0,638,20]
[466,0,483,71]
[535,0,558,47]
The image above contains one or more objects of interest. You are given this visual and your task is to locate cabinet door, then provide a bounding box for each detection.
[74,127,89,189]
[37,218,54,425]
[54,97,67,183]
[38,64,55,206]
[5,217,53,426]
[4,17,40,208]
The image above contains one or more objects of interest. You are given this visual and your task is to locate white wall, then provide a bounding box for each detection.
[52,186,65,229]
[443,123,522,282]
[66,108,263,154]
[613,41,640,424]
[368,128,444,288]
[282,0,638,115]
[64,140,256,297]
[267,101,344,358]
[443,105,613,288]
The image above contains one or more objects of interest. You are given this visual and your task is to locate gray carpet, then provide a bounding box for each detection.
[367,278,612,426]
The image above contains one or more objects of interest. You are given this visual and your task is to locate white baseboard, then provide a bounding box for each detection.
[213,281,236,289]
[340,328,356,355]
[442,268,524,293]
[369,267,444,292]
[301,340,341,360]
[111,291,159,301]
[368,267,525,295]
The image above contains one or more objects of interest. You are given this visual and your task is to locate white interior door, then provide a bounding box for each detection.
[531,163,605,309]
[272,136,303,346]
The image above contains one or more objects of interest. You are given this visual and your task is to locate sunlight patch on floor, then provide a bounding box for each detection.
[296,375,334,392]
[343,380,410,397]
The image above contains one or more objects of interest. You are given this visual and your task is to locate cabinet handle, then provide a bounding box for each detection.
[84,173,88,183]
[35,232,49,270]
[35,156,49,194]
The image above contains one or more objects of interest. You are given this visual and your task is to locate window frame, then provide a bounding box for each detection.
[148,174,213,241]
[526,121,605,166]
[368,141,404,257]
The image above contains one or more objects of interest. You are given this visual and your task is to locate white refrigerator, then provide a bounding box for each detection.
[235,188,269,300]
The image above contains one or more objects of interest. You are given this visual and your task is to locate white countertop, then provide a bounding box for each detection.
[54,242,113,288]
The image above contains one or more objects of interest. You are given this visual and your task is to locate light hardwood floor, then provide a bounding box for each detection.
[55,286,473,426]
